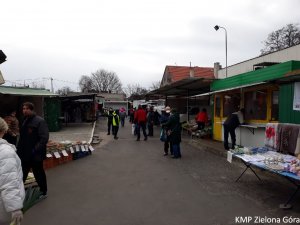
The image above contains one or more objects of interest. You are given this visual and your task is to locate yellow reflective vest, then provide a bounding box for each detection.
[112,112,120,126]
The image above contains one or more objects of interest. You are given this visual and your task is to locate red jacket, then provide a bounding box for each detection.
[196,112,208,123]
[134,109,147,124]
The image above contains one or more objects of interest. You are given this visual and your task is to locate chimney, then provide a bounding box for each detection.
[189,62,194,77]
[214,62,222,79]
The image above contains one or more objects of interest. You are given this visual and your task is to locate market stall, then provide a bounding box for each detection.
[59,93,97,124]
[227,122,300,209]
[210,60,300,146]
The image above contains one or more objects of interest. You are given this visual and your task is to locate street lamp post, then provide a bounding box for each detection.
[214,25,227,78]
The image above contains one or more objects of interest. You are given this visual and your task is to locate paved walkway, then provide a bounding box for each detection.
[49,122,95,143]
[22,118,300,225]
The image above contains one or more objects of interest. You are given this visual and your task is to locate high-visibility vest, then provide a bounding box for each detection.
[112,113,120,126]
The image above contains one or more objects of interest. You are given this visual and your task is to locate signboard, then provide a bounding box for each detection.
[293,82,300,111]
[0,70,4,85]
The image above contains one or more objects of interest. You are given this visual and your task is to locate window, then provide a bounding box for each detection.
[223,93,241,117]
[244,89,267,120]
[271,90,279,121]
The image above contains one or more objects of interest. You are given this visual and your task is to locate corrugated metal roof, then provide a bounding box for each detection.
[148,77,214,96]
[211,61,300,91]
[0,86,57,96]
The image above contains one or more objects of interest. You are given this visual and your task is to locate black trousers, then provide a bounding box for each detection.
[147,123,153,136]
[22,160,47,195]
[197,122,205,130]
[136,122,147,140]
[164,141,173,155]
[223,124,236,150]
[112,126,119,138]
[107,121,112,134]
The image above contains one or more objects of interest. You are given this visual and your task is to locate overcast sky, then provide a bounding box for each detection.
[1,0,300,92]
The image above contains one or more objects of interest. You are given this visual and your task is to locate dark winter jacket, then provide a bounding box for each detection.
[106,110,114,123]
[223,113,240,130]
[17,114,49,162]
[147,111,155,124]
[159,112,170,124]
[162,112,181,144]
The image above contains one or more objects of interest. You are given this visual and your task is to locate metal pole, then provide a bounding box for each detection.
[224,28,227,78]
[214,25,228,78]
[50,77,54,93]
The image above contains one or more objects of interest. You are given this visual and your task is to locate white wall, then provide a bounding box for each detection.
[222,126,266,148]
[217,44,300,79]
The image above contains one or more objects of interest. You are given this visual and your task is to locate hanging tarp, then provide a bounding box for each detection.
[293,82,300,111]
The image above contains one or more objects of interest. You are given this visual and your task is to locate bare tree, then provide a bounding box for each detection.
[123,84,140,97]
[261,23,300,55]
[149,81,161,91]
[56,86,73,95]
[79,75,94,92]
[79,69,122,93]
[123,83,149,100]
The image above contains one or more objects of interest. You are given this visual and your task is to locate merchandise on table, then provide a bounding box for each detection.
[44,140,94,169]
[231,146,300,175]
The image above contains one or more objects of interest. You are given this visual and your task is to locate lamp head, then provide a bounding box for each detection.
[214,25,219,31]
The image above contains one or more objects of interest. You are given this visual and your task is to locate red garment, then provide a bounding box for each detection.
[134,108,147,123]
[196,112,208,123]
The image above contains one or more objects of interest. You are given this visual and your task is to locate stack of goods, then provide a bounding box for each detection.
[44,140,95,170]
[231,146,300,176]
[231,146,268,155]
[193,127,212,139]
[285,158,300,176]
[181,121,197,134]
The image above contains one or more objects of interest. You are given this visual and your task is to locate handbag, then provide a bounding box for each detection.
[160,128,167,142]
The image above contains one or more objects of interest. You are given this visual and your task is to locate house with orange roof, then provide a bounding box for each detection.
[149,65,215,122]
[160,65,214,87]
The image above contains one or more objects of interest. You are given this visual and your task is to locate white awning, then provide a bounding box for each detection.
[193,81,267,97]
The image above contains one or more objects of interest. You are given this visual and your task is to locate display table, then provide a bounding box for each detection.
[230,149,300,209]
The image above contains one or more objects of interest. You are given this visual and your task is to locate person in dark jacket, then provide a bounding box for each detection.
[147,106,155,137]
[106,108,114,135]
[17,102,49,198]
[223,108,245,150]
[160,107,173,156]
[119,108,126,127]
[162,108,182,158]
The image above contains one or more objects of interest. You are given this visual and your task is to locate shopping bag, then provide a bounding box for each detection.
[160,128,167,142]
[132,124,135,135]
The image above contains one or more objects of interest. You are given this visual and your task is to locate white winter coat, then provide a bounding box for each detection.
[0,139,25,224]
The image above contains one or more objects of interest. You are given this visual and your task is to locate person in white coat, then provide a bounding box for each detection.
[0,117,25,225]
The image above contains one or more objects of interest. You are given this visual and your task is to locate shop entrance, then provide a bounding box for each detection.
[213,95,223,141]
